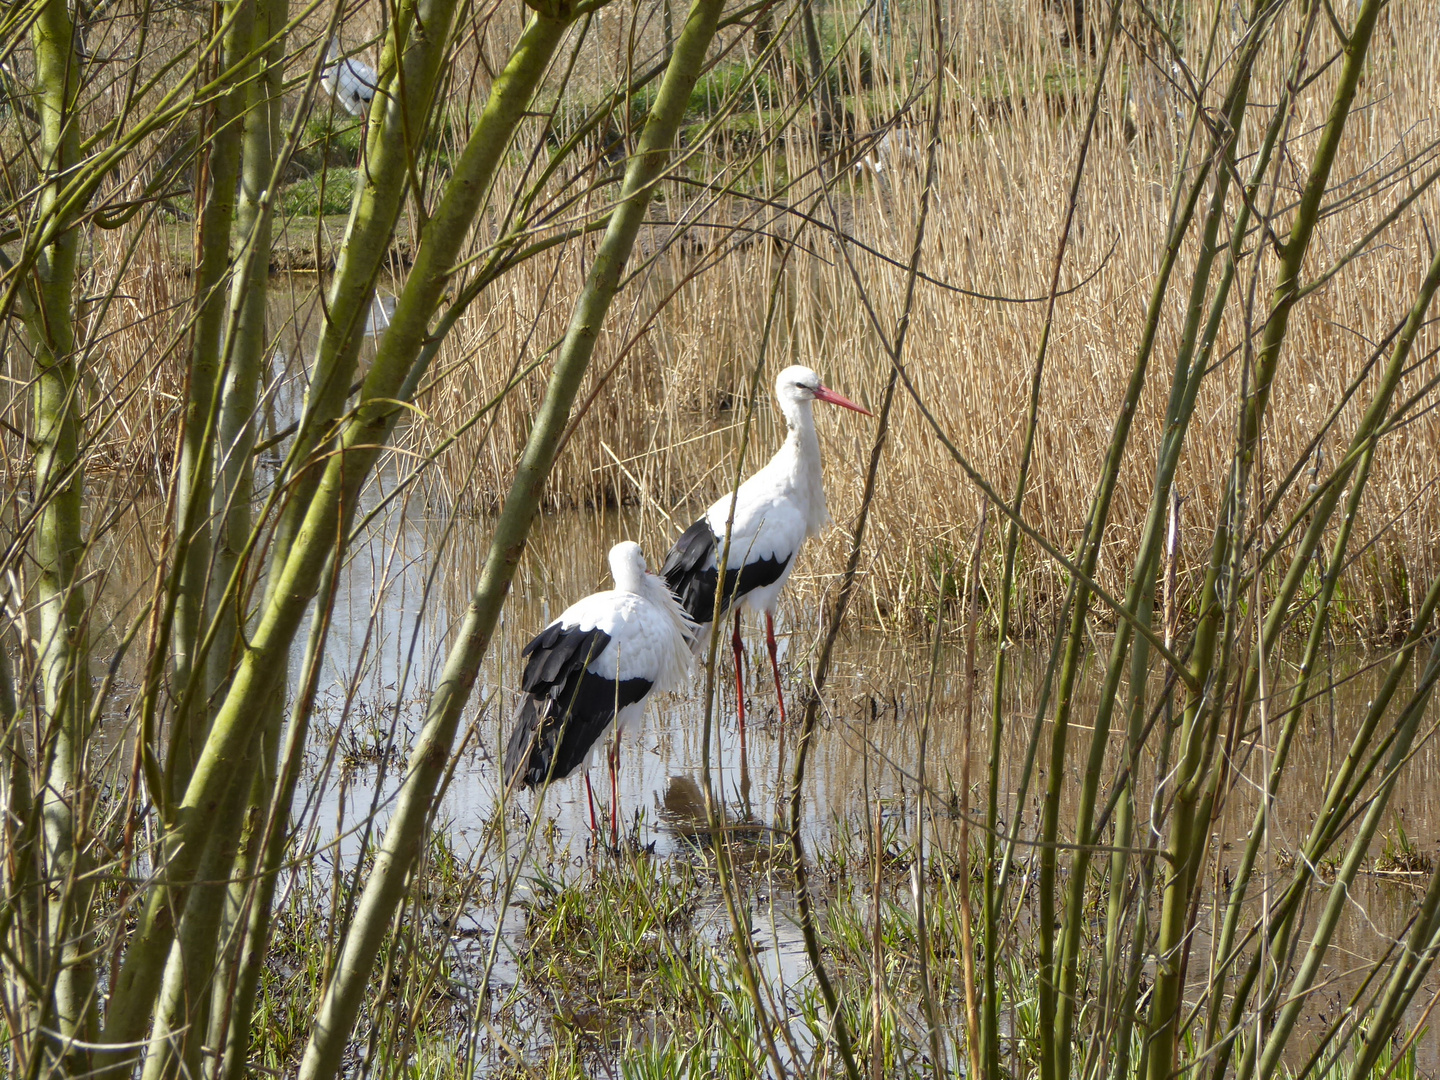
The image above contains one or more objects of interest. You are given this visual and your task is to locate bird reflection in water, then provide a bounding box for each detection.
[657,770,772,846]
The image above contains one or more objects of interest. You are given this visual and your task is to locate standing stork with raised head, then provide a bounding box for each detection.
[662,365,871,731]
[504,542,693,843]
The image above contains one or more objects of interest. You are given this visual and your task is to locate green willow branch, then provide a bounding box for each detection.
[783,6,944,1076]
[1078,2,1289,1067]
[25,0,97,1067]
[698,246,793,1080]
[1147,2,1387,1074]
[982,0,1191,1053]
[259,0,471,587]
[141,0,294,1070]
[1204,236,1440,1080]
[169,0,253,803]
[94,1,565,1068]
[293,0,728,1072]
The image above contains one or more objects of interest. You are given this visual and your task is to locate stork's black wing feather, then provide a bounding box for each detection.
[504,671,653,786]
[661,519,720,623]
[523,623,606,692]
[661,517,788,623]
[502,696,543,787]
[661,521,713,587]
[504,624,653,787]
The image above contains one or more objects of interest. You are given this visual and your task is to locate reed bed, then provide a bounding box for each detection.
[387,0,1440,637]
[9,0,1434,633]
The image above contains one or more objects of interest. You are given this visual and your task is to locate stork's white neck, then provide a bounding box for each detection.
[612,565,644,594]
[771,395,828,535]
[780,398,820,468]
[608,544,649,594]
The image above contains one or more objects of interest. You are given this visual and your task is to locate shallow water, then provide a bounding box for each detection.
[83,467,1440,1073]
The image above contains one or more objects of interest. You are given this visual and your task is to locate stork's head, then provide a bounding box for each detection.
[774,365,872,419]
[608,541,650,595]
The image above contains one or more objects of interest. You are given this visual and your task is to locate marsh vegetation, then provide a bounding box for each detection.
[1,0,1439,1076]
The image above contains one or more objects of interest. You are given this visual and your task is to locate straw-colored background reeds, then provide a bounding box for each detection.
[384,1,1438,637]
[11,0,1437,638]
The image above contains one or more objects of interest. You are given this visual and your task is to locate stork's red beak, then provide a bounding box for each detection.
[812,384,872,416]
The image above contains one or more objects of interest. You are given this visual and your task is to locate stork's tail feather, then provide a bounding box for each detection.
[502,697,548,790]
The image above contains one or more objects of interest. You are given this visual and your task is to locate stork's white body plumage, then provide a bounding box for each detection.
[696,387,830,621]
[321,41,378,117]
[541,584,694,756]
[662,366,870,729]
[504,542,692,840]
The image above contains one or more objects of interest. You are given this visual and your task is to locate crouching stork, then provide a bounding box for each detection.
[321,40,378,117]
[504,541,693,843]
[661,365,870,732]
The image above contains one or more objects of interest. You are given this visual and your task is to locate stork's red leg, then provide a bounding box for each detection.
[585,773,599,833]
[608,737,620,847]
[732,610,747,736]
[766,610,787,725]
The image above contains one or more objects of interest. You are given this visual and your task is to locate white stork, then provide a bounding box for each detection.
[504,541,693,843]
[854,125,921,181]
[661,365,871,731]
[321,40,378,117]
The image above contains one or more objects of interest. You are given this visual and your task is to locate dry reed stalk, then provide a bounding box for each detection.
[957,498,986,1080]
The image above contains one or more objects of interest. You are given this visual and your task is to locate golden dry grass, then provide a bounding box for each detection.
[399,0,1440,637]
[9,0,1436,637]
